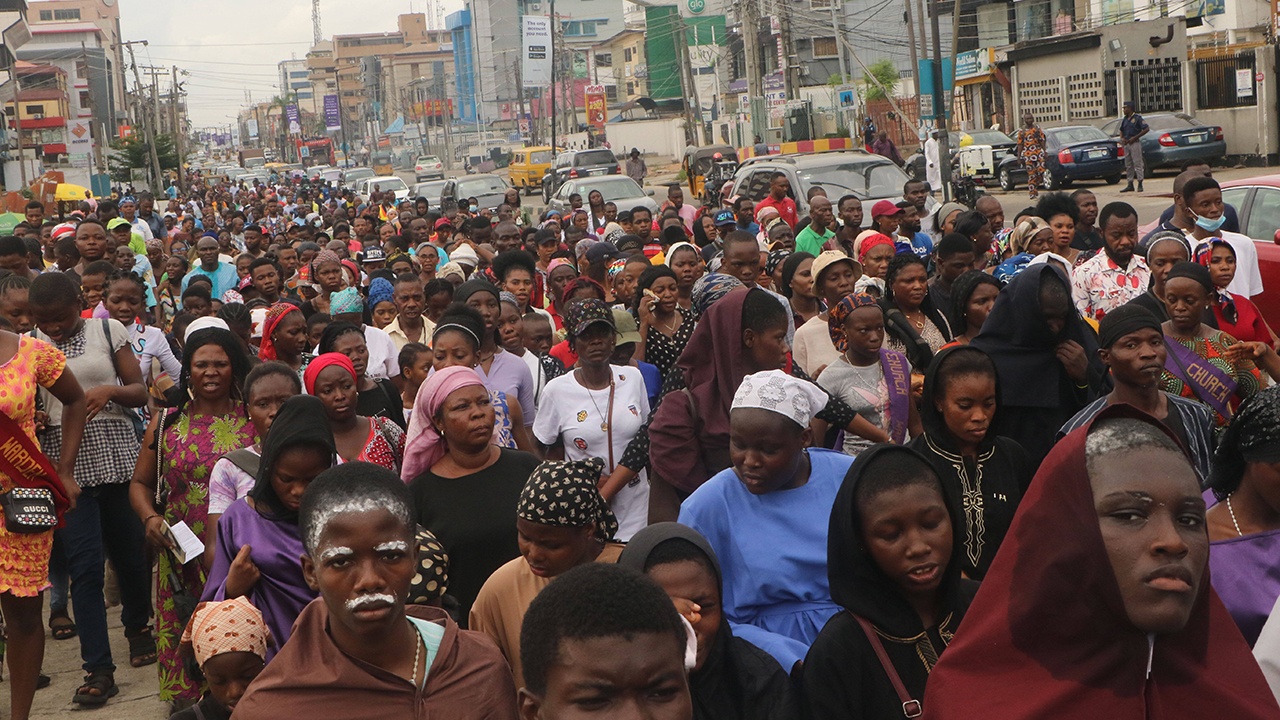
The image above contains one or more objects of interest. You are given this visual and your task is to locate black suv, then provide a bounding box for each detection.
[542,149,620,203]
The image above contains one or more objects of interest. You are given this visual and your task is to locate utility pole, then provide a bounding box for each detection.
[514,58,530,144]
[780,2,800,101]
[676,18,703,145]
[903,0,921,100]
[333,68,350,165]
[927,0,952,201]
[123,40,163,192]
[739,0,764,143]
[171,65,186,193]
[550,0,558,155]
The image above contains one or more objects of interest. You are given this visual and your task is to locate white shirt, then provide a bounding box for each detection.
[533,365,651,541]
[1198,231,1263,298]
[363,325,401,381]
[129,216,155,242]
[924,137,942,193]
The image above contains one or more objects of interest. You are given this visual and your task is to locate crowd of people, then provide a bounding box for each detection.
[0,160,1279,719]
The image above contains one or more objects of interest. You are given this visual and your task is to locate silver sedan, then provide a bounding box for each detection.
[546,176,659,217]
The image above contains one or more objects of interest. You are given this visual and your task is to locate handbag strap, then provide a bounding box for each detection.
[154,408,168,508]
[849,612,922,718]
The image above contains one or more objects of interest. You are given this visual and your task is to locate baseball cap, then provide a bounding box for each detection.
[360,246,386,264]
[586,241,624,265]
[564,298,615,337]
[433,217,453,231]
[811,249,863,284]
[871,200,903,219]
[613,308,642,345]
[714,209,736,227]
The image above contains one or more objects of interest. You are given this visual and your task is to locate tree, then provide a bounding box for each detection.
[862,60,900,102]
[107,134,180,183]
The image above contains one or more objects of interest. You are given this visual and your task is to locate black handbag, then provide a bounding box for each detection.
[0,487,59,534]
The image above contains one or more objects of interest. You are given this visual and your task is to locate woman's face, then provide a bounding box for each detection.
[270,445,331,514]
[1147,242,1188,290]
[863,246,894,280]
[431,330,479,371]
[165,256,186,279]
[1091,446,1207,634]
[516,517,596,579]
[843,305,885,359]
[105,280,145,327]
[236,255,253,278]
[271,312,308,357]
[380,223,395,241]
[860,481,953,601]
[465,292,500,332]
[497,303,524,352]
[650,276,680,314]
[729,408,808,495]
[247,373,298,438]
[1163,277,1209,334]
[436,384,495,453]
[313,365,358,421]
[315,260,344,292]
[890,262,928,311]
[670,248,703,289]
[371,301,398,329]
[743,320,789,372]
[588,190,604,208]
[1207,245,1236,289]
[647,559,721,672]
[548,265,577,303]
[1026,229,1053,256]
[1049,214,1075,251]
[572,323,615,368]
[942,209,962,234]
[0,288,31,334]
[938,372,996,447]
[573,212,589,231]
[965,283,1000,333]
[332,331,370,378]
[788,258,816,300]
[189,344,234,402]
[699,215,716,240]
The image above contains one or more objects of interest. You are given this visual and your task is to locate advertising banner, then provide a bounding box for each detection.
[324,94,342,131]
[285,103,301,135]
[522,16,552,88]
[585,84,607,129]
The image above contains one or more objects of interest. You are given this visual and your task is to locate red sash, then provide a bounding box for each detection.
[0,411,69,526]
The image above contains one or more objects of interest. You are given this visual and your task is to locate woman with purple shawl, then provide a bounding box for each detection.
[202,395,336,657]
[1206,386,1280,647]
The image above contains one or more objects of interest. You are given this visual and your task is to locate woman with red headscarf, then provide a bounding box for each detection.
[923,406,1280,719]
[257,303,311,376]
[303,352,404,472]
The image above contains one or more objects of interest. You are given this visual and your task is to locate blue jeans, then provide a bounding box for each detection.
[53,483,153,673]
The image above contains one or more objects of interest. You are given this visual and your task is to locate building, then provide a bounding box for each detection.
[593,27,646,103]
[278,58,314,114]
[4,61,70,162]
[25,0,124,126]
[378,13,452,131]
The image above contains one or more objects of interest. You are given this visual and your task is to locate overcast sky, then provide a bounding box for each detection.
[119,0,462,128]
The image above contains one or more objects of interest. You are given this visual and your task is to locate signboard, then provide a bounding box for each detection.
[954,49,994,81]
[919,94,935,120]
[837,84,856,107]
[1237,69,1254,97]
[246,118,259,139]
[324,94,342,131]
[285,103,301,136]
[522,16,552,88]
[585,84,607,129]
[117,124,133,139]
[518,113,532,136]
[66,119,92,151]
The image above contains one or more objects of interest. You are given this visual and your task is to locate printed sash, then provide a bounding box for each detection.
[1164,335,1236,420]
[0,410,69,525]
[881,348,912,444]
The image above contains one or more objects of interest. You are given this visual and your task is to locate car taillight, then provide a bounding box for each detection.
[1158,133,1176,147]
[569,168,578,178]
[1116,145,1125,158]
[1214,127,1224,141]
[615,164,621,174]
[1058,148,1074,164]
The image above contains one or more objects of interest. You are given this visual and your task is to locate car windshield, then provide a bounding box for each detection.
[345,168,374,181]
[965,130,1014,145]
[371,177,408,192]
[415,181,447,196]
[572,177,644,201]
[530,150,554,164]
[1050,126,1110,144]
[418,156,440,164]
[458,176,507,195]
[797,158,909,200]
[1145,114,1202,130]
[575,150,616,166]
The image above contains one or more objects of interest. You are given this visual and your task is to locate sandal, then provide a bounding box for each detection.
[126,627,158,668]
[37,673,50,690]
[48,611,76,641]
[72,670,117,707]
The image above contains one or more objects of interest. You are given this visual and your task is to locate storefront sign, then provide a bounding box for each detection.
[954,49,994,81]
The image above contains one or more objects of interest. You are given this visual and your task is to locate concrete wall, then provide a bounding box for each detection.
[1190,44,1278,163]
[605,117,688,161]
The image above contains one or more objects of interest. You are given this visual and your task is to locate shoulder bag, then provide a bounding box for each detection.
[850,612,923,718]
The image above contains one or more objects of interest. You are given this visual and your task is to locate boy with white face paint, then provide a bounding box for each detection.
[233,463,519,720]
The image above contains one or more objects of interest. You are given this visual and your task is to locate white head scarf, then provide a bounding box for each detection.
[731,369,828,428]
[184,316,230,342]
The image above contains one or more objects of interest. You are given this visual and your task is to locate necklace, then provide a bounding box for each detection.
[410,619,422,688]
[1227,494,1245,537]
[654,311,678,335]
[584,375,616,432]
[906,310,926,330]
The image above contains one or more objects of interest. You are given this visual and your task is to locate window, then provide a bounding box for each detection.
[811,0,833,8]
[25,105,43,117]
[624,47,633,62]
[75,60,88,79]
[38,10,51,20]
[626,81,635,94]
[605,85,617,101]
[79,91,90,109]
[1245,188,1280,241]
[53,9,81,20]
[596,53,612,67]
[812,37,838,58]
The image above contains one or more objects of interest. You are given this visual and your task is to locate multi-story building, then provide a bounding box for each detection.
[278,58,314,115]
[4,61,69,162]
[593,27,646,103]
[22,0,125,145]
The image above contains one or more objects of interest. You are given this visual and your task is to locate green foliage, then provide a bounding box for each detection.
[862,60,899,102]
[108,134,180,183]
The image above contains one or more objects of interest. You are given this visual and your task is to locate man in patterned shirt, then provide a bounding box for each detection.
[1071,201,1150,321]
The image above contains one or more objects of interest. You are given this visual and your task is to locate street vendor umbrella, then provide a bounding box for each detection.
[0,212,22,235]
[54,183,89,202]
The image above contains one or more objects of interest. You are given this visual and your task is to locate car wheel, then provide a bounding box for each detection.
[1105,174,1122,185]
[1044,173,1060,191]
[999,167,1014,191]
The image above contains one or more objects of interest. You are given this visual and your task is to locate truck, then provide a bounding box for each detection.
[238,148,266,169]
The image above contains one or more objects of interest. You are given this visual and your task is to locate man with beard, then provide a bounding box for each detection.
[894,200,933,262]
[826,194,863,255]
[1071,189,1103,252]
[243,223,266,258]
[1070,201,1150,321]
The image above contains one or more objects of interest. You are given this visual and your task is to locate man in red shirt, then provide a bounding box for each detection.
[754,172,799,229]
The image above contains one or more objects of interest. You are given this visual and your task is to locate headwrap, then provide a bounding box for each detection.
[730,369,828,429]
[575,237,600,259]
[257,303,302,361]
[340,259,360,284]
[180,597,270,667]
[303,352,357,395]
[663,241,699,267]
[1211,387,1280,497]
[386,252,411,269]
[1008,217,1052,254]
[1165,260,1214,294]
[51,222,77,241]
[517,458,619,542]
[451,244,479,268]
[1139,229,1190,259]
[933,202,968,234]
[766,249,792,277]
[454,277,499,306]
[606,257,628,280]
[407,526,450,605]
[1027,252,1074,280]
[856,232,896,263]
[311,248,341,270]
[755,205,780,224]
[564,298,615,337]
[691,273,744,317]
[547,257,576,276]
[250,395,335,521]
[1193,238,1237,321]
[184,316,230,342]
[499,290,520,307]
[401,366,492,481]
[329,286,363,315]
[367,277,395,308]
[1096,303,1162,349]
[854,275,885,295]
[438,261,467,281]
[992,252,1034,284]
[221,289,245,305]
[827,292,882,352]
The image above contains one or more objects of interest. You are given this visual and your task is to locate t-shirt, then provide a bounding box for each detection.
[757,196,799,229]
[817,356,888,456]
[208,448,259,516]
[795,225,835,255]
[182,261,240,302]
[363,325,401,381]
[533,365,651,541]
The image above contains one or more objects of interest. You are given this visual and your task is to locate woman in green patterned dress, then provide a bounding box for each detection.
[130,327,256,710]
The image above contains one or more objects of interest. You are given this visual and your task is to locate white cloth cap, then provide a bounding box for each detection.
[1028,251,1073,279]
[731,369,828,428]
[184,316,230,342]
[451,243,479,267]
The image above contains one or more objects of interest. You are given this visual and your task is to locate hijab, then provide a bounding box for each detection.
[303,352,357,395]
[517,458,619,542]
[680,287,752,452]
[249,395,336,522]
[258,303,301,361]
[970,263,1101,409]
[922,404,1280,719]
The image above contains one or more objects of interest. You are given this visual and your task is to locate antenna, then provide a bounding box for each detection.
[312,0,323,46]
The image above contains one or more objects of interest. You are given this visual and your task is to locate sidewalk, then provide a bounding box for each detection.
[1,600,167,719]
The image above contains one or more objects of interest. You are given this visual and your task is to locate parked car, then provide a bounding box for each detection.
[342,167,375,190]
[1099,113,1225,175]
[542,148,621,203]
[731,149,911,220]
[358,175,410,202]
[509,146,559,195]
[547,176,659,217]
[905,128,1015,180]
[411,179,449,207]
[441,174,510,214]
[997,125,1124,191]
[1208,175,1280,325]
[414,155,445,181]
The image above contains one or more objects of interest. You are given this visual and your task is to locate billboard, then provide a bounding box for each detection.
[285,103,301,136]
[324,94,342,131]
[522,16,552,87]
[585,85,607,129]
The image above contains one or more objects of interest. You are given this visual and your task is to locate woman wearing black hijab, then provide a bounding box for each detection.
[971,263,1106,469]
[802,445,977,719]
[619,523,799,720]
